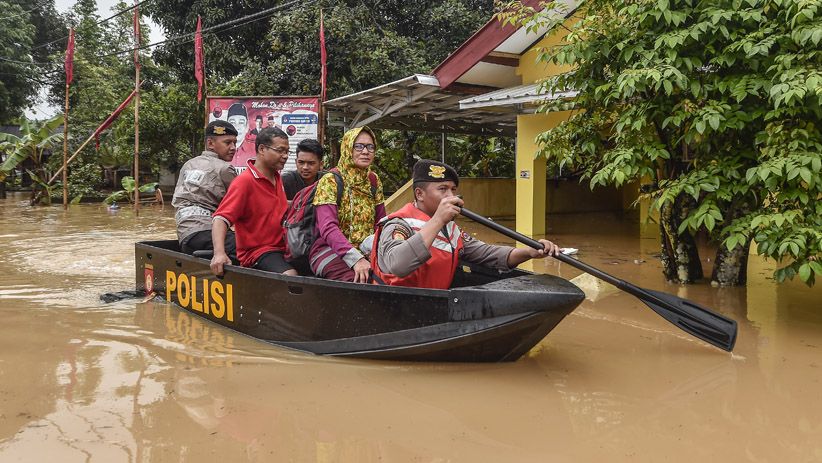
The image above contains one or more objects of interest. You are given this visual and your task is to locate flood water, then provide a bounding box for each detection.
[0,192,820,462]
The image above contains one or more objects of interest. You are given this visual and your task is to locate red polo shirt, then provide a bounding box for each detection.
[213,160,288,267]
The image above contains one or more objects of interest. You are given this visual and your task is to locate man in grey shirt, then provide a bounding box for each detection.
[172,120,239,259]
[281,138,325,200]
[369,160,560,289]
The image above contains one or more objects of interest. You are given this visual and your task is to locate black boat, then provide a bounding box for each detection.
[135,240,585,362]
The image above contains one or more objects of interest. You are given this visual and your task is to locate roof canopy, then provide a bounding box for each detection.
[432,0,579,90]
[324,74,519,137]
[459,83,577,110]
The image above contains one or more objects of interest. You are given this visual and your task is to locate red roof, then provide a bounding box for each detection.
[432,0,544,89]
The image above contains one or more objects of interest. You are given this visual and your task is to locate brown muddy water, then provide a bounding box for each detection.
[0,192,820,462]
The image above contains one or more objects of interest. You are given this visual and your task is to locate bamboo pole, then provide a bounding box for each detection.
[134,57,140,212]
[49,82,143,186]
[318,9,326,147]
[203,55,208,130]
[48,133,97,184]
[133,2,141,213]
[62,82,70,209]
[318,98,325,147]
[201,26,208,146]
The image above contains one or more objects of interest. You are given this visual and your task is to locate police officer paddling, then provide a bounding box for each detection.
[370,160,561,289]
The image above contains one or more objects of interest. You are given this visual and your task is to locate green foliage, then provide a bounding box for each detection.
[103,175,159,204]
[212,0,508,183]
[0,0,65,122]
[0,1,36,122]
[376,131,515,191]
[25,169,57,205]
[504,0,822,285]
[56,160,104,200]
[0,115,64,183]
[146,0,494,98]
[35,0,201,195]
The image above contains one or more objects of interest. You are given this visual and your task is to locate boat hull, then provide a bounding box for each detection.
[135,240,584,362]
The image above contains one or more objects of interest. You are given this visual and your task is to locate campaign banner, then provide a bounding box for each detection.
[206,96,320,173]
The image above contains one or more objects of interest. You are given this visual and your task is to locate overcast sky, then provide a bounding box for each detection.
[27,0,166,119]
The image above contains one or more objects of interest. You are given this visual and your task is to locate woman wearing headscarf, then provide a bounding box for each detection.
[309,126,385,282]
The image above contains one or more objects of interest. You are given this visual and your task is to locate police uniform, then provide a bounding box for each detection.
[172,120,239,258]
[370,160,514,289]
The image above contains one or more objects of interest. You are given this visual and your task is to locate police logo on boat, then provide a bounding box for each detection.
[144,264,154,295]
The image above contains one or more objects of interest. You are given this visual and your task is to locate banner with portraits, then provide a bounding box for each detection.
[206,96,320,173]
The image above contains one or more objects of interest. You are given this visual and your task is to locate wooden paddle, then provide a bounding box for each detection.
[460,207,738,352]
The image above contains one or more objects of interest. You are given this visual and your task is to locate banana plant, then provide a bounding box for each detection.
[103,176,159,205]
[0,115,65,204]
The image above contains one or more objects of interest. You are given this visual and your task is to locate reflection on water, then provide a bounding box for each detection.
[0,193,821,462]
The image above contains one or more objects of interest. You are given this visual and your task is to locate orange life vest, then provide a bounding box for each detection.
[370,203,464,289]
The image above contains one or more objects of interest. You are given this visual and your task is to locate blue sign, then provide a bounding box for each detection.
[282,114,318,124]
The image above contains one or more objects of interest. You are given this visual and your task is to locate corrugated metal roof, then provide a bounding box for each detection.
[324,74,519,137]
[459,83,577,110]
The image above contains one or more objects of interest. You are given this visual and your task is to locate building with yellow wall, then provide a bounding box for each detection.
[325,0,637,237]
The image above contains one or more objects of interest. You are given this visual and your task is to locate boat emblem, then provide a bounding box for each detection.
[144,264,154,295]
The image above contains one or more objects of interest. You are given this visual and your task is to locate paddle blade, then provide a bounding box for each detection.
[642,289,737,352]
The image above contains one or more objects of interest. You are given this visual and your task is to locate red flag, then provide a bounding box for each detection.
[133,5,140,67]
[64,28,75,87]
[194,16,205,102]
[93,89,138,149]
[319,11,327,102]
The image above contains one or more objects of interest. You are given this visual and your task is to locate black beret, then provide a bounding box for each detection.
[206,120,238,137]
[412,160,459,186]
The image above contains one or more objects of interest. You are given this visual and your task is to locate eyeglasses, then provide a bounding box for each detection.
[353,143,376,153]
[263,145,290,155]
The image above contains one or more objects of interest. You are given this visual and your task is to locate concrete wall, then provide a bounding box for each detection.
[516,17,579,84]
[458,178,517,216]
[385,178,516,216]
[384,177,629,217]
[545,179,626,214]
[158,166,177,193]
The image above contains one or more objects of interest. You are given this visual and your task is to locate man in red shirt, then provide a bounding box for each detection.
[210,127,297,276]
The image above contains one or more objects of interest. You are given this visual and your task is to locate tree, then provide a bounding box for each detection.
[39,0,191,194]
[0,115,65,204]
[8,0,66,66]
[0,1,36,122]
[0,0,67,122]
[259,0,494,99]
[501,0,822,286]
[145,0,495,93]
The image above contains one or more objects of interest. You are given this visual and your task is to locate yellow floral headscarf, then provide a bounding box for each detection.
[313,126,384,246]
